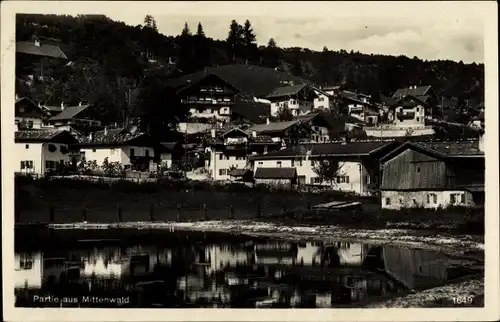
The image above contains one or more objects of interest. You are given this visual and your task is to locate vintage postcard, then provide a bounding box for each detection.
[2,1,499,321]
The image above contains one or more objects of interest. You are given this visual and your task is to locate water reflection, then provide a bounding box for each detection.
[14,231,481,308]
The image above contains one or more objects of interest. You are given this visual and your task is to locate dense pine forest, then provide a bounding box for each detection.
[16,14,484,127]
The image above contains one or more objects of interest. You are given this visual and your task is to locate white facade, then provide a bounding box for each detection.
[209,149,249,181]
[313,92,331,111]
[253,158,371,195]
[81,145,155,167]
[15,252,43,289]
[381,190,476,210]
[364,125,435,138]
[388,104,426,128]
[270,99,313,117]
[15,116,43,129]
[15,142,72,175]
[177,122,214,135]
[188,105,232,121]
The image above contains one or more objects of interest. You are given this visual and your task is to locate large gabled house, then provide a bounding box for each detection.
[392,85,439,118]
[15,96,45,129]
[379,138,485,210]
[266,83,318,117]
[205,127,281,181]
[294,112,346,143]
[46,103,102,130]
[76,127,156,171]
[14,129,77,175]
[245,119,313,146]
[249,140,398,195]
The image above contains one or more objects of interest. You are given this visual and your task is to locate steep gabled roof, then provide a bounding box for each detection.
[391,95,428,108]
[380,140,484,163]
[222,127,249,138]
[392,85,432,99]
[266,84,308,99]
[250,140,397,160]
[48,104,91,121]
[16,41,68,59]
[246,120,302,134]
[254,167,297,179]
[15,129,77,144]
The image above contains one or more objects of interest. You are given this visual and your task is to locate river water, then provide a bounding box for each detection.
[14,228,483,308]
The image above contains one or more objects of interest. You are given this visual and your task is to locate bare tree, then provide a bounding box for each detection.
[312,157,343,187]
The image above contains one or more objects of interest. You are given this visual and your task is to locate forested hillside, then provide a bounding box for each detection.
[16,14,484,125]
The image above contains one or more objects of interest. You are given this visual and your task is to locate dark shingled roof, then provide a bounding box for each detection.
[246,120,301,134]
[48,104,91,121]
[160,141,182,152]
[15,129,77,143]
[78,128,149,146]
[266,84,308,99]
[228,168,252,177]
[232,96,271,124]
[42,104,63,113]
[251,135,276,144]
[380,140,484,163]
[413,140,483,157]
[251,141,396,160]
[16,41,68,59]
[254,167,297,179]
[165,64,309,98]
[392,85,432,98]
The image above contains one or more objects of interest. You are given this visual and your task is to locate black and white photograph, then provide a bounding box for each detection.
[2,1,499,321]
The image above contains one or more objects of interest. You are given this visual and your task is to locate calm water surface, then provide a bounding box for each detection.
[14,228,482,308]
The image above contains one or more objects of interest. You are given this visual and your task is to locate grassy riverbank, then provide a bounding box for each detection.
[15,177,484,235]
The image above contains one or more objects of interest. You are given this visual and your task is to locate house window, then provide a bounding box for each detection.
[92,149,96,153]
[385,198,391,205]
[219,169,227,176]
[277,161,282,168]
[18,253,33,270]
[130,148,135,157]
[145,150,150,157]
[417,167,420,173]
[28,120,33,128]
[110,149,115,155]
[25,144,29,149]
[427,193,438,204]
[450,193,465,205]
[258,162,263,166]
[311,160,315,166]
[19,107,25,113]
[21,161,33,170]
[45,160,56,170]
[416,117,420,122]
[291,159,295,167]
[416,107,420,112]
[219,153,223,160]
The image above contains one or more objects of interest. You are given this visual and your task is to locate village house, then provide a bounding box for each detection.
[392,85,438,117]
[76,127,156,171]
[14,128,77,175]
[379,137,485,210]
[46,102,102,129]
[245,119,312,147]
[14,252,43,289]
[312,87,334,111]
[158,141,185,169]
[206,127,281,181]
[294,112,344,143]
[266,83,318,117]
[365,95,435,138]
[249,140,398,195]
[15,96,46,129]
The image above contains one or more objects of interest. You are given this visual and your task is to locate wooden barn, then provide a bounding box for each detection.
[253,167,298,190]
[379,139,484,210]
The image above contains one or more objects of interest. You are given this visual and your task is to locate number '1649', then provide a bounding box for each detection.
[452,296,474,305]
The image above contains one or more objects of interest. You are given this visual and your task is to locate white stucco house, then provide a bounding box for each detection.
[266,83,318,117]
[15,96,46,130]
[15,252,43,289]
[14,129,78,175]
[249,140,398,195]
[77,127,156,171]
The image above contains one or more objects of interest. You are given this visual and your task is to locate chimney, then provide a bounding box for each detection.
[266,117,270,125]
[61,102,65,110]
[104,126,108,136]
[34,38,40,47]
[79,101,83,106]
[252,130,257,138]
[89,132,93,141]
[211,129,216,138]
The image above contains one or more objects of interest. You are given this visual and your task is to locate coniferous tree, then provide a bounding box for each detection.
[263,37,281,68]
[196,22,205,37]
[226,20,243,62]
[177,22,195,73]
[242,19,257,64]
[194,22,210,70]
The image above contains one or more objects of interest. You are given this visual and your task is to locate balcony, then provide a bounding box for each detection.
[182,98,235,105]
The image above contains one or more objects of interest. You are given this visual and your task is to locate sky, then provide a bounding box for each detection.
[100,1,487,64]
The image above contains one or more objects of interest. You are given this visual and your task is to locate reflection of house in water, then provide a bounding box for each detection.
[254,242,298,265]
[204,245,253,274]
[382,246,450,290]
[15,252,43,289]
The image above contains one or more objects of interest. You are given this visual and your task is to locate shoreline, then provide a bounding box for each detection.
[48,220,484,258]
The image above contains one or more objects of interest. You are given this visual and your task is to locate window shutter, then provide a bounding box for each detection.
[21,161,25,169]
[460,194,465,204]
[450,194,456,204]
[433,194,437,204]
[346,176,350,184]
